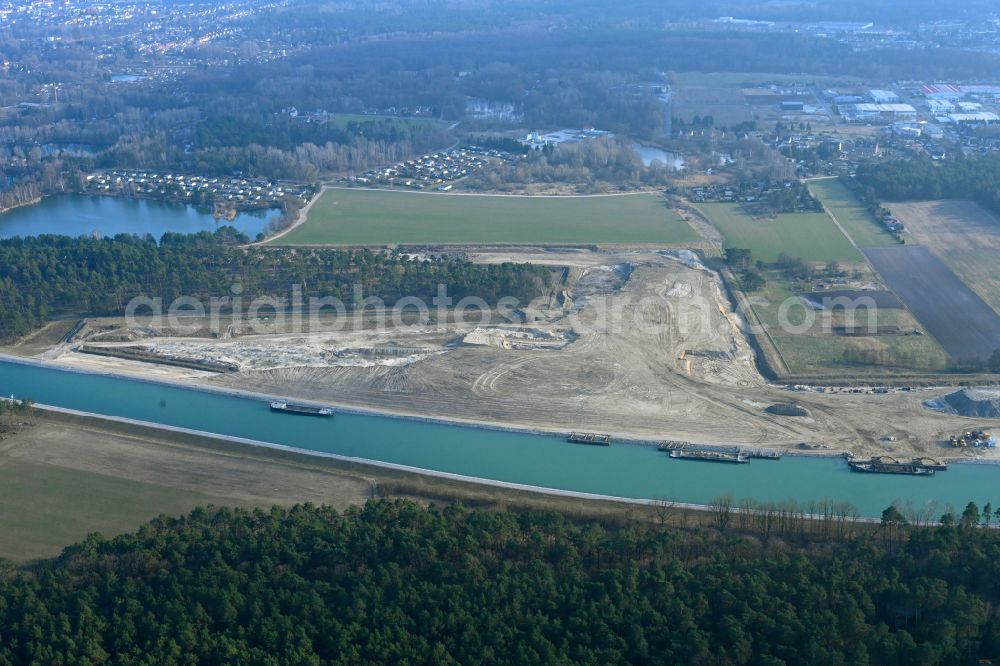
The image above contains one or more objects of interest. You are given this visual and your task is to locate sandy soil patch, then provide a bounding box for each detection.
[40,249,999,461]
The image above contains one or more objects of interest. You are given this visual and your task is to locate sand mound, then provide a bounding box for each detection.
[940,387,1000,418]
[765,403,810,417]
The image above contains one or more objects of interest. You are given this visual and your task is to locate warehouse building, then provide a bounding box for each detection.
[939,112,1000,126]
[869,89,900,103]
[843,103,917,122]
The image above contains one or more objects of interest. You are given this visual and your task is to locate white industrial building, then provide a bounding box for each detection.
[869,89,900,103]
[939,112,1000,126]
[927,99,954,113]
[890,122,923,137]
[844,103,917,122]
[522,127,613,150]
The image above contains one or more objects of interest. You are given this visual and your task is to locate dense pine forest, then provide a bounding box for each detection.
[0,500,998,664]
[855,155,1000,216]
[0,229,551,341]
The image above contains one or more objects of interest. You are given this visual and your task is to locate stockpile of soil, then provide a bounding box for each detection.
[766,403,810,417]
[941,388,1000,418]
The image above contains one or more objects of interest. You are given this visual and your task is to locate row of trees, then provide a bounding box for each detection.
[1,499,999,664]
[727,249,850,289]
[762,180,823,215]
[723,247,766,291]
[0,229,551,341]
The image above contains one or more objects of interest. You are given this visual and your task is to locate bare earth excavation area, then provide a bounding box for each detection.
[45,248,997,462]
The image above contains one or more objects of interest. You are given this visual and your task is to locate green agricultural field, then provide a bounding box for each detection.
[808,179,898,248]
[0,461,223,561]
[747,271,950,375]
[273,189,700,245]
[698,202,860,263]
[767,333,950,375]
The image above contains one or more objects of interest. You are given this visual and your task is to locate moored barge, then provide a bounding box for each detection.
[848,457,935,476]
[669,449,749,464]
[269,401,334,417]
[567,432,611,446]
[910,457,948,471]
[747,448,781,460]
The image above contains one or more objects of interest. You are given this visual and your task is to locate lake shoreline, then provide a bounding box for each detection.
[0,195,43,216]
[79,189,280,216]
[0,193,280,239]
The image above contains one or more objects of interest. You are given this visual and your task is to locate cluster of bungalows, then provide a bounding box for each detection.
[690,185,737,202]
[690,180,804,204]
[85,171,311,210]
[345,147,509,190]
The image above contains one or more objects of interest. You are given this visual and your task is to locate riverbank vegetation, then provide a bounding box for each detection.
[0,500,998,663]
[0,229,550,342]
[0,399,33,438]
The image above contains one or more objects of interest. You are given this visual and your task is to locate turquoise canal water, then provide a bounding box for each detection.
[0,358,996,517]
[0,195,280,239]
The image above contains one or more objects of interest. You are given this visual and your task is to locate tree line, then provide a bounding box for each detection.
[0,229,551,342]
[855,155,1000,217]
[466,138,674,193]
[0,499,998,664]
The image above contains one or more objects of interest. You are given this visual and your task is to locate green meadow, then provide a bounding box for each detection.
[273,189,700,245]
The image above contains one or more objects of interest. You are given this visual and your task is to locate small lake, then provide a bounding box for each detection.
[0,195,281,240]
[633,143,685,170]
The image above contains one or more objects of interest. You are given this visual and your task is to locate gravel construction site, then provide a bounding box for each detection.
[42,248,999,462]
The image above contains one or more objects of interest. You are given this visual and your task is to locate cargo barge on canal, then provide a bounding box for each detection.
[269,401,334,417]
[567,432,611,446]
[658,441,779,462]
[847,456,937,476]
[669,449,749,464]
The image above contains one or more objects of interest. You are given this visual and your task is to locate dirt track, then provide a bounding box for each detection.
[45,248,998,461]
